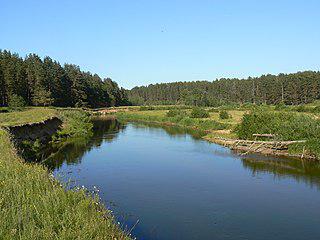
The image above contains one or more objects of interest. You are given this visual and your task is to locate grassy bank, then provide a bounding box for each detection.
[0,108,129,239]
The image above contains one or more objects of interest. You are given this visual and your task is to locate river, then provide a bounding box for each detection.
[45,118,320,240]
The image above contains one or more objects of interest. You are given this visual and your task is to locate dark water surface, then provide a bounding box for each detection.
[46,118,320,240]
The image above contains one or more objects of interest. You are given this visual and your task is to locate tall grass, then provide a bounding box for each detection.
[0,130,129,239]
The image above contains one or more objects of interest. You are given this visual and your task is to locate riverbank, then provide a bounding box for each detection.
[0,108,130,239]
[115,107,319,160]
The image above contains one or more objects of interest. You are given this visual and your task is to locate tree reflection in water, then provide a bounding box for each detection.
[44,118,126,170]
[241,154,320,189]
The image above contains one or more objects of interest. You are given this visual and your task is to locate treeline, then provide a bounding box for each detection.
[128,71,320,106]
[0,50,130,108]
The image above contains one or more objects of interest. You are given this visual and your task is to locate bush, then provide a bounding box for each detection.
[139,106,155,111]
[8,94,26,109]
[294,105,307,112]
[166,109,187,117]
[235,110,320,140]
[56,110,93,138]
[312,106,320,113]
[219,110,231,119]
[190,108,209,118]
[208,108,220,113]
[275,102,286,111]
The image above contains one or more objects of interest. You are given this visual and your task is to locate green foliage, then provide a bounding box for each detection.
[235,110,320,141]
[139,106,155,111]
[0,50,130,108]
[293,105,309,112]
[32,87,53,106]
[8,94,26,109]
[56,110,93,138]
[208,108,220,113]
[219,110,231,119]
[166,109,187,117]
[236,110,320,158]
[128,71,320,106]
[312,106,320,113]
[274,102,287,111]
[190,108,209,118]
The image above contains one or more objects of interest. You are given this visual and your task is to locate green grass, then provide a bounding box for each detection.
[0,107,57,127]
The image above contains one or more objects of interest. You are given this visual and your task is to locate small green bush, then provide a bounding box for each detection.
[312,106,320,113]
[208,108,220,113]
[8,94,26,110]
[166,109,187,117]
[294,105,308,112]
[139,106,155,111]
[190,108,209,118]
[56,110,93,138]
[219,110,231,119]
[275,102,286,111]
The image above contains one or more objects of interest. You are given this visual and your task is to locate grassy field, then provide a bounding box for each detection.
[0,107,58,127]
[0,108,130,239]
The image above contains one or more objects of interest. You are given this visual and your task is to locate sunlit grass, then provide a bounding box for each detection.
[0,107,57,127]
[208,110,246,125]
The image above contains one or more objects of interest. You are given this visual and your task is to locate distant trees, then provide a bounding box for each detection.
[128,71,320,106]
[0,50,130,108]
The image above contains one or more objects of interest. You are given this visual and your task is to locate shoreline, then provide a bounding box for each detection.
[0,109,131,239]
[115,115,317,161]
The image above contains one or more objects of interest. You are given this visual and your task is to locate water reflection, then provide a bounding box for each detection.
[241,154,320,189]
[131,122,206,140]
[45,118,320,190]
[44,118,126,170]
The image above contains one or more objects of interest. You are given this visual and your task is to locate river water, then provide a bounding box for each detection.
[45,118,320,240]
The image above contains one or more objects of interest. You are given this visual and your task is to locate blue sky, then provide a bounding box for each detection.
[1,0,319,89]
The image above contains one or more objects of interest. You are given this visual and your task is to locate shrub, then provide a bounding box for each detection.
[291,105,313,113]
[166,109,187,117]
[56,110,93,138]
[190,108,209,118]
[275,102,286,111]
[208,108,220,113]
[219,110,231,119]
[312,106,320,113]
[235,110,320,140]
[139,106,155,111]
[8,94,26,109]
